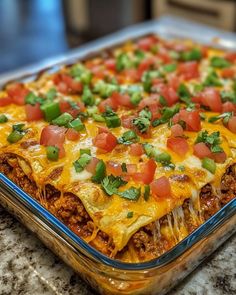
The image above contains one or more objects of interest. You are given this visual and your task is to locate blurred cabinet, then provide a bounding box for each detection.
[152,0,236,31]
[63,0,148,40]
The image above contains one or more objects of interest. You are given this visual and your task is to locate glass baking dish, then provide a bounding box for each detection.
[0,16,236,295]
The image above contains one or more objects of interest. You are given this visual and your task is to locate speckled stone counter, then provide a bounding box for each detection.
[0,205,235,295]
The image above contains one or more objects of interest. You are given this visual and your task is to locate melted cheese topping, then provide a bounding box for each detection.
[1,103,236,251]
[0,41,236,252]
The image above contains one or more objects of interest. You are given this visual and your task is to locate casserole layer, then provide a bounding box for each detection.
[0,153,235,261]
[0,34,236,262]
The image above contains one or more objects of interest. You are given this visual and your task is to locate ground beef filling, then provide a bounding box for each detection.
[0,154,114,256]
[130,164,236,260]
[0,154,235,261]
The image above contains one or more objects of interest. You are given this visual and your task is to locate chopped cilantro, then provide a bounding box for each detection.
[116,53,133,71]
[195,130,223,153]
[118,130,139,145]
[118,187,141,201]
[208,112,233,124]
[203,71,222,87]
[127,211,134,218]
[133,108,152,133]
[25,92,44,105]
[152,104,180,127]
[121,162,127,172]
[178,165,185,171]
[142,70,161,92]
[178,84,191,104]
[193,84,204,94]
[143,185,150,201]
[0,114,8,123]
[159,95,167,106]
[210,56,231,68]
[181,48,202,61]
[91,160,106,183]
[163,63,177,73]
[134,50,145,66]
[220,91,236,104]
[101,175,127,196]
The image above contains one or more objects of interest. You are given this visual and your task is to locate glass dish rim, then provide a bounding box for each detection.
[0,16,236,271]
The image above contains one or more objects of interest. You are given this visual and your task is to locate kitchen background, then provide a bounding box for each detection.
[0,0,235,73]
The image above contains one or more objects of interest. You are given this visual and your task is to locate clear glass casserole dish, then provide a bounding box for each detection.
[0,16,236,295]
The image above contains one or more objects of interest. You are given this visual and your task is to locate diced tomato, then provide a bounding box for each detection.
[90,65,106,79]
[225,52,236,63]
[138,95,160,120]
[58,146,66,158]
[221,68,235,79]
[59,100,71,113]
[106,161,122,176]
[40,125,66,158]
[167,137,189,156]
[122,69,139,82]
[40,125,66,146]
[165,42,187,52]
[25,103,43,121]
[98,98,118,112]
[179,109,201,132]
[157,48,171,64]
[93,131,117,153]
[59,100,85,118]
[111,92,133,108]
[66,128,80,141]
[86,157,100,174]
[137,36,157,51]
[69,103,85,118]
[201,46,209,58]
[178,61,199,80]
[170,124,184,137]
[6,83,29,105]
[97,126,109,134]
[193,143,211,159]
[132,159,156,184]
[150,176,171,198]
[168,75,181,91]
[152,78,165,88]
[129,143,144,156]
[201,88,222,112]
[0,96,12,107]
[104,58,116,71]
[227,116,236,133]
[172,113,180,124]
[160,85,179,106]
[191,95,202,104]
[126,164,137,175]
[121,115,135,129]
[211,151,227,163]
[222,102,236,113]
[53,74,83,94]
[137,57,156,79]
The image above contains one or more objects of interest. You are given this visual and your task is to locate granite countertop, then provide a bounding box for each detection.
[0,206,235,295]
